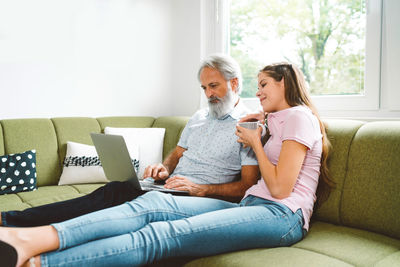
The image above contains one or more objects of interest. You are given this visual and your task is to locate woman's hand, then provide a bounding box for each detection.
[235,125,263,149]
[239,111,266,123]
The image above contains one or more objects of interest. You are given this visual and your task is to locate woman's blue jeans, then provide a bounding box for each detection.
[41,191,305,267]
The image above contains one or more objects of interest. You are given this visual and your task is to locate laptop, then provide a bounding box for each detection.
[90,133,188,194]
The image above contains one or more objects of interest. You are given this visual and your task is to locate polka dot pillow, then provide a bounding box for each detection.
[0,150,37,195]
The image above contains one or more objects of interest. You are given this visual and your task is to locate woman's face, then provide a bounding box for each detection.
[256,72,289,113]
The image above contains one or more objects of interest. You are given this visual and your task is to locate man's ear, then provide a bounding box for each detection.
[230,78,239,92]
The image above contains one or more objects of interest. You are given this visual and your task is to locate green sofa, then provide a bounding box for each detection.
[0,117,399,266]
[0,116,188,211]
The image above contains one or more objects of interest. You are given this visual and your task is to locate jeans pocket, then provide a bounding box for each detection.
[279,210,304,246]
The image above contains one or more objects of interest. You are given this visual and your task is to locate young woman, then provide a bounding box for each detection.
[0,63,333,267]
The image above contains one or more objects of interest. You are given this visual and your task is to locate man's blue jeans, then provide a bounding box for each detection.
[41,191,305,267]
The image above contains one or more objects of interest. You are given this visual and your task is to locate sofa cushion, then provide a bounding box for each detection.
[341,121,400,239]
[314,119,364,224]
[1,119,61,186]
[185,247,352,267]
[293,221,400,266]
[0,149,37,195]
[0,184,104,211]
[152,116,189,159]
[51,118,101,167]
[97,116,155,130]
[183,221,400,267]
[58,142,109,185]
[70,184,105,194]
[96,116,189,160]
[0,193,32,211]
[104,127,164,178]
[374,251,400,267]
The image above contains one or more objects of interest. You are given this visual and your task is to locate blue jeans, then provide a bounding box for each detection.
[41,191,305,267]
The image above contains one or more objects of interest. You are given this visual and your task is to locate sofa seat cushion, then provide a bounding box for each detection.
[0,194,32,211]
[374,251,400,267]
[293,221,400,266]
[0,184,104,211]
[182,221,400,267]
[184,247,352,267]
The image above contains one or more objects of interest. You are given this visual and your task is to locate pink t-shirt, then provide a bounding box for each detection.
[243,105,322,231]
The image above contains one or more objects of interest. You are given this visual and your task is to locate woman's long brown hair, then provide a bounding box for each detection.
[260,63,335,207]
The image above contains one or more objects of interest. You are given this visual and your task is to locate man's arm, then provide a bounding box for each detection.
[165,165,260,201]
[162,146,186,174]
[202,165,260,199]
[143,146,186,180]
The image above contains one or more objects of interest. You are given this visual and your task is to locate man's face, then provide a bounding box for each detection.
[200,67,230,101]
[200,67,237,118]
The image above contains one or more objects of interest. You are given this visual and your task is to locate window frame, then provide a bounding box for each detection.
[202,0,384,115]
[310,0,382,111]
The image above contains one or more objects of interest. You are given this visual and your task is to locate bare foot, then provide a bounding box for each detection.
[0,226,58,267]
[21,256,41,267]
[0,227,32,267]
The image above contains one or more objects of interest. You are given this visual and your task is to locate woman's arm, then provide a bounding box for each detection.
[251,139,307,199]
[236,126,307,199]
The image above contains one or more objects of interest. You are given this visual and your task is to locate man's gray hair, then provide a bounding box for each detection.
[198,54,243,95]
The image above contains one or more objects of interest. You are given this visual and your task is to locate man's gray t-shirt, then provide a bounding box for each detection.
[171,100,258,184]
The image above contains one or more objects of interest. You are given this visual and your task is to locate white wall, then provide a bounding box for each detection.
[0,0,200,119]
[170,0,202,116]
[2,1,397,120]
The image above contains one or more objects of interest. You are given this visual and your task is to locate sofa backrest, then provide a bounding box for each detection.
[314,119,365,224]
[315,120,400,239]
[152,116,190,159]
[0,116,189,187]
[1,119,62,186]
[341,121,400,239]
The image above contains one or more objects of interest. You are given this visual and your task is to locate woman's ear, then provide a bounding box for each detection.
[279,77,285,90]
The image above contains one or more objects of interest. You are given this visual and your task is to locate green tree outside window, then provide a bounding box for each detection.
[230,0,365,98]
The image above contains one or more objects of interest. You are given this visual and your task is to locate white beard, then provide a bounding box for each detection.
[208,84,238,119]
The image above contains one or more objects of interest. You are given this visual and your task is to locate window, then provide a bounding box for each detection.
[227,0,382,112]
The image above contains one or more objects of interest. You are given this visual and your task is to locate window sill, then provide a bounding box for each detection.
[241,97,400,121]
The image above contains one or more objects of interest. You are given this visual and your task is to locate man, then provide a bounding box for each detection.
[0,54,259,227]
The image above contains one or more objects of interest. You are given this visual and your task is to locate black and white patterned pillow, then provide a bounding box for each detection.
[0,150,37,195]
[63,155,139,171]
[58,142,139,185]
